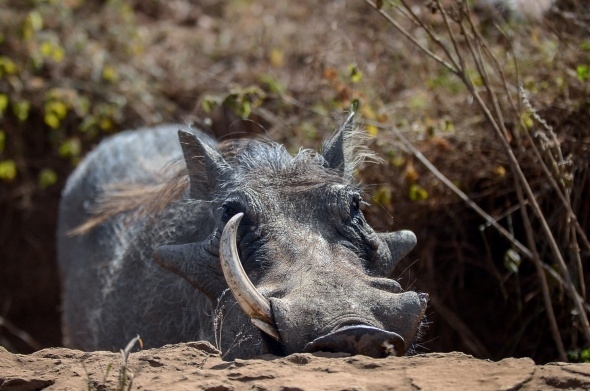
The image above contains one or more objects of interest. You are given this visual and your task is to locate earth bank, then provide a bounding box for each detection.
[1,342,590,390]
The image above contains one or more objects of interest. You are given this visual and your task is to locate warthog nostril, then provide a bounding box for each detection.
[303,325,406,358]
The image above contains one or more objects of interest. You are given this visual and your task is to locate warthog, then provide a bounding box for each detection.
[57,113,428,359]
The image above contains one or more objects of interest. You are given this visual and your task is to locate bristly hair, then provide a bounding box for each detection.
[68,160,190,236]
[71,114,381,236]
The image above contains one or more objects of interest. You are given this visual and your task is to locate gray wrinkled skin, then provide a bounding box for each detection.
[57,121,427,360]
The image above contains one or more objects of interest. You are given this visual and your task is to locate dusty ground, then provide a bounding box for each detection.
[2,342,590,390]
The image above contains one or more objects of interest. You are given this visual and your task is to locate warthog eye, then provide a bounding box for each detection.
[222,203,240,222]
[351,194,361,214]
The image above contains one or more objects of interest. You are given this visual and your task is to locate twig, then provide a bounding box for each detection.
[452,4,566,358]
[363,0,590,351]
[496,28,589,255]
[429,295,491,358]
[363,0,458,74]
[374,120,533,259]
[519,86,590,253]
[511,167,567,361]
[0,315,43,351]
[399,0,462,73]
[438,4,590,346]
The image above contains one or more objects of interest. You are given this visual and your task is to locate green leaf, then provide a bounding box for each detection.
[0,56,17,77]
[503,249,521,274]
[12,100,30,122]
[348,64,363,83]
[45,100,68,129]
[408,184,428,201]
[79,116,97,133]
[259,74,285,94]
[0,160,17,181]
[201,96,219,113]
[0,94,8,115]
[38,168,58,189]
[576,65,589,82]
[102,65,118,83]
[99,117,113,131]
[28,11,43,31]
[74,96,90,117]
[44,113,60,129]
[373,186,392,207]
[299,121,317,140]
[58,138,81,158]
[520,112,534,130]
[22,11,43,40]
[0,130,5,153]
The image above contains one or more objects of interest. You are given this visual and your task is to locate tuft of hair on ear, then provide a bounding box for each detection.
[323,111,382,179]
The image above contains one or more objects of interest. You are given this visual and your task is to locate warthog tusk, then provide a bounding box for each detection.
[220,213,281,341]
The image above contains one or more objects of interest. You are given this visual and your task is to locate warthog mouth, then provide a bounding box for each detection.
[304,325,406,357]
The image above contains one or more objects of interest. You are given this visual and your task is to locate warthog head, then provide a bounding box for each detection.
[155,113,428,358]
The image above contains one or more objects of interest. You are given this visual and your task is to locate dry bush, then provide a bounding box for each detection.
[358,0,590,363]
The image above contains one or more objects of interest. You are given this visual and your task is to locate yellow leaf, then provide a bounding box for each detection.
[38,168,58,189]
[41,41,53,58]
[46,100,68,119]
[348,64,362,83]
[373,186,392,207]
[28,11,43,31]
[52,45,65,62]
[12,100,30,122]
[521,112,534,130]
[405,161,419,182]
[494,165,506,177]
[391,155,406,167]
[102,66,118,83]
[361,104,377,120]
[269,48,284,68]
[0,56,17,75]
[408,95,425,109]
[366,125,378,136]
[58,138,81,158]
[23,11,43,40]
[0,94,8,115]
[99,118,113,131]
[44,113,60,129]
[0,160,17,181]
[408,184,428,201]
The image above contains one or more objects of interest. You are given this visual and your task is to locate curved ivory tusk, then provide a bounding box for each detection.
[219,213,281,341]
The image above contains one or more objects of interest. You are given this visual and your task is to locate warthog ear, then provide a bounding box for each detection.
[322,111,378,179]
[178,129,232,199]
[322,112,353,176]
[376,230,417,277]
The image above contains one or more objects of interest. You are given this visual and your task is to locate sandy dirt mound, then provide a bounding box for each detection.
[2,342,590,390]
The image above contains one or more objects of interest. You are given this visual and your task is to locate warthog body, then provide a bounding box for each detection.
[57,117,427,359]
